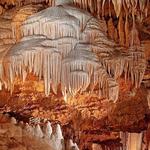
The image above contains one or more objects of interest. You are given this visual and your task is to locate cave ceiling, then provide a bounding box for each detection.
[0,0,149,149]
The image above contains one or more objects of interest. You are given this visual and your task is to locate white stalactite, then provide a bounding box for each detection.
[0,0,146,103]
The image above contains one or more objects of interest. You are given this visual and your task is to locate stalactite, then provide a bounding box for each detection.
[129,7,140,47]
[147,90,150,109]
[107,18,115,40]
[112,0,122,17]
[118,12,125,46]
[12,4,43,41]
[0,0,149,20]
[124,12,130,47]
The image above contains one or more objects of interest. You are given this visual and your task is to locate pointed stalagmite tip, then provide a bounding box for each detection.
[10,117,17,124]
[74,143,80,150]
[69,139,74,147]
[34,124,44,138]
[25,123,34,136]
[55,124,64,139]
[45,121,52,138]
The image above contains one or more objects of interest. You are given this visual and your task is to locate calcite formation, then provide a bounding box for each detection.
[0,0,146,103]
[0,113,79,150]
[0,0,149,150]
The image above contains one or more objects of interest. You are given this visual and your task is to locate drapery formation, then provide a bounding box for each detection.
[0,0,146,102]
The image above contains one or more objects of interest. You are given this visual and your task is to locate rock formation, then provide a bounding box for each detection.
[0,0,149,150]
[0,113,79,150]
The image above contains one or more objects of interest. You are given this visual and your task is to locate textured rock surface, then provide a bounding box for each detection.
[0,0,149,150]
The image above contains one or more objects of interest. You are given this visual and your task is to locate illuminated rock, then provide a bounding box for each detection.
[0,0,146,103]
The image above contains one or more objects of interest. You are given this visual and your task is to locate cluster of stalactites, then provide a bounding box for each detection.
[0,0,149,18]
[72,0,149,18]
[40,0,150,19]
[0,5,119,102]
[0,2,146,102]
[0,37,119,101]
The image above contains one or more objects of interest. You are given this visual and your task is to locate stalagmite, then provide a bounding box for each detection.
[34,124,44,138]
[55,124,64,140]
[68,139,80,150]
[10,117,17,124]
[25,123,35,136]
[48,124,64,150]
[45,121,53,138]
[74,143,80,150]
[68,139,75,149]
[0,115,79,150]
